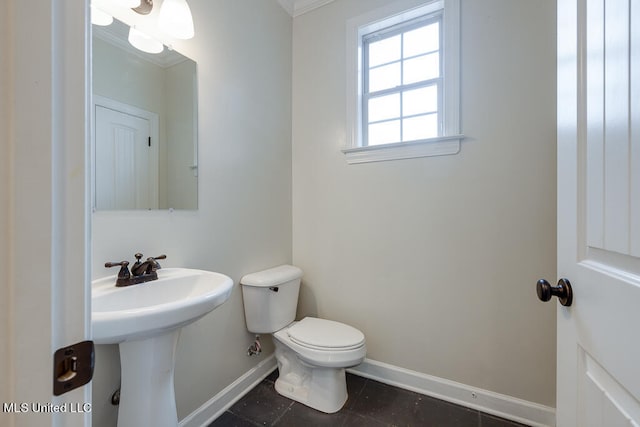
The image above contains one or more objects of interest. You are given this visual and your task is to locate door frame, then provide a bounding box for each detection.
[3,1,91,426]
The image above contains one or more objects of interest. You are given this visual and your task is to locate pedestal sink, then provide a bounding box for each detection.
[92,268,233,427]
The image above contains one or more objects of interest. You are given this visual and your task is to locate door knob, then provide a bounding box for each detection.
[536,278,573,306]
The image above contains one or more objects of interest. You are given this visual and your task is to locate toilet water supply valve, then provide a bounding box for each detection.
[247,335,261,356]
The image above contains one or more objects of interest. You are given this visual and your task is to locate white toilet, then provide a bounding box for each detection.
[240,265,366,413]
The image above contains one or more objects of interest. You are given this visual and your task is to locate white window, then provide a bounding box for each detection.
[345,0,462,164]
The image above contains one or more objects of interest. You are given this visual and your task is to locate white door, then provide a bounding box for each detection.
[4,1,91,427]
[555,0,640,425]
[95,105,158,210]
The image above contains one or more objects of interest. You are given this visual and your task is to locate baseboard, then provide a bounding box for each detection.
[347,358,556,427]
[179,354,277,427]
[179,355,555,427]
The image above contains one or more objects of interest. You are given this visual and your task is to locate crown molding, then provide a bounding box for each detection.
[276,0,336,17]
[93,19,188,68]
[276,0,295,16]
[293,0,336,16]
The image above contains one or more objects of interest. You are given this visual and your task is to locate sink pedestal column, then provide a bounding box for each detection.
[117,330,181,427]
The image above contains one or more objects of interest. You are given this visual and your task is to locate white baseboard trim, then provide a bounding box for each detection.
[347,358,556,427]
[179,354,277,427]
[179,355,555,427]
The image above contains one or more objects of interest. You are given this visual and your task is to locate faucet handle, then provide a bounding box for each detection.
[105,260,129,269]
[132,253,145,272]
[104,261,131,283]
[148,254,167,270]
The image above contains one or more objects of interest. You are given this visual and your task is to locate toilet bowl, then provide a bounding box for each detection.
[240,265,366,413]
[272,317,366,413]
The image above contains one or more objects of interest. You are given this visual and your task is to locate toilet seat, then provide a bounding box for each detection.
[273,317,366,369]
[287,317,365,351]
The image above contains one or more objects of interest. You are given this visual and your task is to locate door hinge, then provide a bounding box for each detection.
[53,340,94,396]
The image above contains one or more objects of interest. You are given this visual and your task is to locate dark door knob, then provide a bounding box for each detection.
[536,278,573,307]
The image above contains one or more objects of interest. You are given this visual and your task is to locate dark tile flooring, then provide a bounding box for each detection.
[209,369,530,427]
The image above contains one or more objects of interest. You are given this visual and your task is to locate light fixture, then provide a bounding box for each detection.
[158,0,195,40]
[128,27,164,54]
[91,6,113,26]
[114,0,141,7]
[132,0,153,15]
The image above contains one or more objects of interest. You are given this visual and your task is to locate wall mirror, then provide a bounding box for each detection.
[92,18,198,210]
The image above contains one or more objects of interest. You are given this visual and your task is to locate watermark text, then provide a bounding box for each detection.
[2,402,91,413]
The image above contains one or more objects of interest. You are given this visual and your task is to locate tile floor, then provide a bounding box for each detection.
[209,369,530,427]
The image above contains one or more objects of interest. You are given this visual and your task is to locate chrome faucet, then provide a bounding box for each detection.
[105,253,167,287]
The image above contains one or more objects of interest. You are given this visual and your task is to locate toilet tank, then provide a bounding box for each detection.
[240,265,303,334]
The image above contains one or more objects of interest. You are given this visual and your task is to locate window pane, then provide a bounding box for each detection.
[404,22,439,58]
[403,85,438,116]
[368,34,401,67]
[403,53,439,85]
[368,93,400,122]
[368,62,401,92]
[403,114,438,141]
[368,120,400,145]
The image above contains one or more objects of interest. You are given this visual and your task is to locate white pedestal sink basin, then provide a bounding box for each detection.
[92,268,233,427]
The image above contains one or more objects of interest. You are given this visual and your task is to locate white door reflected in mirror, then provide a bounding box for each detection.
[92,17,198,211]
[95,103,159,210]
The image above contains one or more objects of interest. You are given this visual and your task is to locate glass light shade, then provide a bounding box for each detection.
[114,0,141,7]
[128,27,164,54]
[91,7,113,26]
[158,0,195,40]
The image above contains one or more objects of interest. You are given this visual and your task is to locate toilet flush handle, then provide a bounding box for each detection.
[269,287,279,292]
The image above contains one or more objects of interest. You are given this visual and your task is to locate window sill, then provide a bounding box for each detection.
[341,134,464,164]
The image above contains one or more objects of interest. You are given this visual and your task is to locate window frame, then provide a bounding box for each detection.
[344,0,463,164]
[362,13,443,146]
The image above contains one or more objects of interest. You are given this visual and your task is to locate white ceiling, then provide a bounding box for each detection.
[276,0,336,17]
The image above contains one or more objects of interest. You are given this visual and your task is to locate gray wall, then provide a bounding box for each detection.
[0,0,10,410]
[91,0,292,425]
[291,0,557,406]
[165,59,198,210]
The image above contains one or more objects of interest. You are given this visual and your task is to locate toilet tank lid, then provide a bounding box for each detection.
[240,265,303,287]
